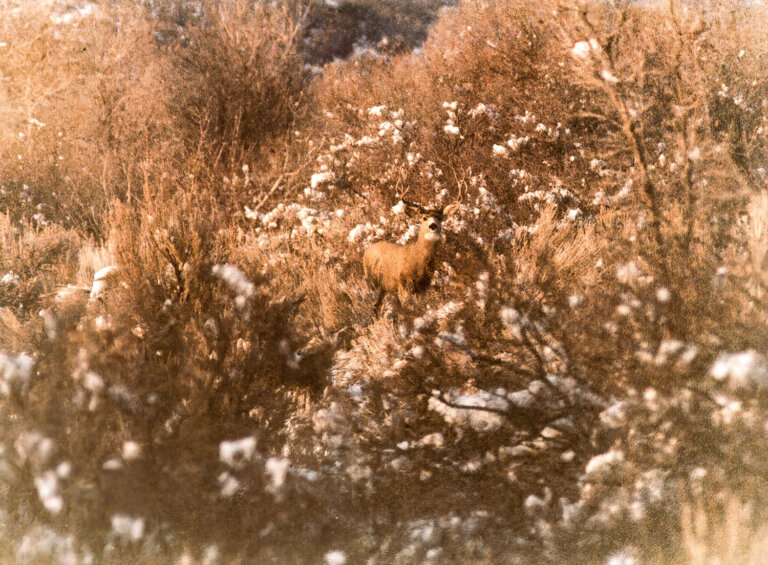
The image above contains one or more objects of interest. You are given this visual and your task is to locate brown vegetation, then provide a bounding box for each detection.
[1,0,767,563]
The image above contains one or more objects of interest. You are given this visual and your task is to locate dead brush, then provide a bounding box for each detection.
[169,0,310,164]
[2,0,768,562]
[0,1,161,238]
[296,264,371,333]
[0,214,81,323]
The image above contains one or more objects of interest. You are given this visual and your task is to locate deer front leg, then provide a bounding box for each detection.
[373,288,385,315]
[397,285,411,308]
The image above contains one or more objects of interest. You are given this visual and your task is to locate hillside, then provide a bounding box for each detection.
[1,0,767,563]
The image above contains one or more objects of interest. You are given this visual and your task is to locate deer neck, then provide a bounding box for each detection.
[413,232,440,265]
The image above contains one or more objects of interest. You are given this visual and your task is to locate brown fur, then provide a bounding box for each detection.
[363,213,446,309]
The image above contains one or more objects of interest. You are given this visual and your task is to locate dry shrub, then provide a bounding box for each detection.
[0,177,337,560]
[230,222,375,337]
[168,0,310,166]
[509,205,606,298]
[313,0,592,216]
[1,0,768,562]
[301,1,768,561]
[551,0,768,342]
[0,308,28,353]
[0,213,81,325]
[75,241,114,291]
[683,493,768,565]
[0,2,163,236]
[0,0,313,236]
[293,263,373,334]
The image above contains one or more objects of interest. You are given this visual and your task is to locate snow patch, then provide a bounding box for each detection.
[428,390,508,433]
[709,350,768,389]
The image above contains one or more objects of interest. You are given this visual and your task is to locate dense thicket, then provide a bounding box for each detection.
[1,0,767,562]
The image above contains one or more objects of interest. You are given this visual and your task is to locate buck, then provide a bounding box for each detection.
[363,200,459,312]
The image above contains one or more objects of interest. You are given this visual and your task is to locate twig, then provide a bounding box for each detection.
[253,173,286,211]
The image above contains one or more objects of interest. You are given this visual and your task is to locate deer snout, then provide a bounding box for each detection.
[428,222,439,231]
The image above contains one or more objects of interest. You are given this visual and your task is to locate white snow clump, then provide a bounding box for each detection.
[709,350,768,390]
[219,436,257,469]
[428,390,508,433]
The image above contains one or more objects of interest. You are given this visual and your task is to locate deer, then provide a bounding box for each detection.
[363,200,459,313]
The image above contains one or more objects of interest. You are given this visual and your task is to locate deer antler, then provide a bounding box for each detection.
[441,185,464,217]
[441,202,461,217]
[401,199,431,214]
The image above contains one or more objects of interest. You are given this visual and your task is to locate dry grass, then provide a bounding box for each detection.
[682,493,768,565]
[0,0,767,563]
